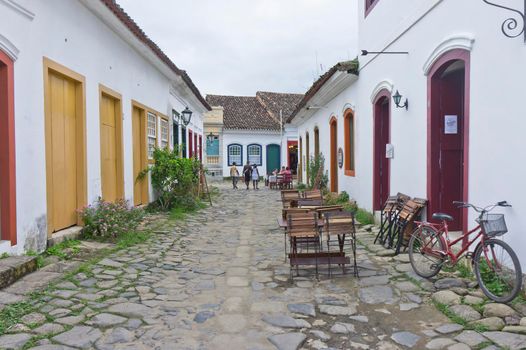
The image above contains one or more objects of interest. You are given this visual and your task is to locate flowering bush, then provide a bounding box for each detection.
[78,198,144,239]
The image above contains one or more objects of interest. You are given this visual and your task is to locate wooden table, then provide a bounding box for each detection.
[277,217,324,229]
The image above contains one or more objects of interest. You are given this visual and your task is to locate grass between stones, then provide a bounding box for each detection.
[0,213,174,337]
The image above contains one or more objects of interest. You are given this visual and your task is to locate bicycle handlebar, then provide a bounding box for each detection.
[453,200,512,213]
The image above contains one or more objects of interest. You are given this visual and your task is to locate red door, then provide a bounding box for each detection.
[194,133,198,159]
[198,135,202,161]
[373,93,390,210]
[429,62,465,230]
[188,130,193,158]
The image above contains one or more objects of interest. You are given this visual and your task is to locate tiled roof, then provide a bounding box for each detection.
[100,0,211,110]
[288,60,359,122]
[256,91,304,124]
[206,95,279,131]
[206,91,305,131]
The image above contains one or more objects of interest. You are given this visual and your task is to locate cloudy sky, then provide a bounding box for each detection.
[117,0,358,97]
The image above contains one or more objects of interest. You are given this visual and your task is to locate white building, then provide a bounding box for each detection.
[289,0,526,267]
[0,0,210,254]
[205,92,302,178]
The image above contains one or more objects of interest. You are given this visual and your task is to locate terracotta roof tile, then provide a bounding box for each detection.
[206,95,279,130]
[288,60,359,122]
[100,0,211,110]
[206,91,304,131]
[256,91,304,123]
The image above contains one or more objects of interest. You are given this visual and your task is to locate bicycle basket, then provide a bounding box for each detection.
[476,213,508,237]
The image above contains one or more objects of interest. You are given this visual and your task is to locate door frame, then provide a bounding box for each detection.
[131,100,151,206]
[43,57,87,236]
[99,84,124,201]
[329,116,338,193]
[0,49,16,244]
[372,89,391,211]
[427,49,470,232]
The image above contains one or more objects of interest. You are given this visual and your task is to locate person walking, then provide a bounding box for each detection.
[230,162,239,189]
[252,164,260,190]
[242,161,252,190]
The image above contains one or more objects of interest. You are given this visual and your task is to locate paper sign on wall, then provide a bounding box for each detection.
[385,144,394,159]
[444,115,458,134]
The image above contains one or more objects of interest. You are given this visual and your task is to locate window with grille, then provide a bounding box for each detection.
[247,144,262,165]
[147,112,157,159]
[228,144,242,166]
[160,118,169,149]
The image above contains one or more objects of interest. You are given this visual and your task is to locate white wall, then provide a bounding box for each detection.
[1,0,206,254]
[295,0,526,266]
[222,131,283,177]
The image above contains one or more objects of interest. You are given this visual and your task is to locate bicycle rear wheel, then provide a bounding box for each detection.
[473,238,522,303]
[408,226,446,278]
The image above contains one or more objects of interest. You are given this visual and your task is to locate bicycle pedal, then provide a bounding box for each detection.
[465,252,473,260]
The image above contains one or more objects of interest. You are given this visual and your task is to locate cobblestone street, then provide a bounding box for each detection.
[0,184,525,349]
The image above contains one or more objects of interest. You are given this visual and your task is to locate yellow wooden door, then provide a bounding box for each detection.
[100,94,119,201]
[132,106,147,205]
[49,72,77,231]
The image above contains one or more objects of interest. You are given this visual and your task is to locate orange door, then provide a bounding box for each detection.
[49,72,77,231]
[330,119,338,193]
[100,93,123,202]
[132,106,148,205]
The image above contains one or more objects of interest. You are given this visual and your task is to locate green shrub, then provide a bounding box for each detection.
[79,198,144,239]
[307,154,328,190]
[355,208,375,225]
[139,148,200,211]
[337,191,350,203]
[296,183,307,191]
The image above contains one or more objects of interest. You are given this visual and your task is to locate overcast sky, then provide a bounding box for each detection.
[117,0,358,97]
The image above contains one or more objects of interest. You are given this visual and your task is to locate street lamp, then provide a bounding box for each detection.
[207,132,216,142]
[181,107,193,126]
[393,90,408,110]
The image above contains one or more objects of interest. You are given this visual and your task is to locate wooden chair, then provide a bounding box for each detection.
[283,173,293,189]
[281,208,314,260]
[315,205,344,219]
[374,196,399,244]
[381,193,411,248]
[281,190,300,208]
[287,212,321,279]
[302,189,323,202]
[298,198,323,208]
[324,212,358,277]
[391,198,426,254]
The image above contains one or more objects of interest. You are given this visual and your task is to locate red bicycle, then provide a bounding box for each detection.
[408,201,522,303]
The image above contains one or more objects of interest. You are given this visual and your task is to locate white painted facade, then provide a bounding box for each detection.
[222,130,283,177]
[292,0,526,267]
[0,0,208,254]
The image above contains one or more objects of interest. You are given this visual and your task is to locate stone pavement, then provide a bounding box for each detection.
[0,183,525,349]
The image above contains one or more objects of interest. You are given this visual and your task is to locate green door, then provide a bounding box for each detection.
[266,144,280,175]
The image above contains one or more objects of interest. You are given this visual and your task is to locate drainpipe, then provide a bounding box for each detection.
[280,109,283,167]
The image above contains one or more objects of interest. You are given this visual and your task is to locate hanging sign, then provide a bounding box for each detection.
[444,115,458,134]
[337,148,344,168]
[386,144,394,159]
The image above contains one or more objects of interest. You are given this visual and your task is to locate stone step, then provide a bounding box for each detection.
[0,255,38,289]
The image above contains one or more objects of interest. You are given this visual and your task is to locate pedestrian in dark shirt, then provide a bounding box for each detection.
[242,161,252,190]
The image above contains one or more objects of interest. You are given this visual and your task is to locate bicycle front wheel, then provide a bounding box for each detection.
[473,238,522,303]
[409,226,446,278]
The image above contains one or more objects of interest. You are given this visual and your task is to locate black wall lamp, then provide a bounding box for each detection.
[180,107,193,126]
[393,90,408,110]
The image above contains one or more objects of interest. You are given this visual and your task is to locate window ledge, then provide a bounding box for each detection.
[345,170,356,177]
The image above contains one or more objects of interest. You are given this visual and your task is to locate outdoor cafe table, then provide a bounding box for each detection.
[276,213,351,271]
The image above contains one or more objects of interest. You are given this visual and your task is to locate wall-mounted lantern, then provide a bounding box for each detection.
[181,107,193,126]
[393,90,409,110]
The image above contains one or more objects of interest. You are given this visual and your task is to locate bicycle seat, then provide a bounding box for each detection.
[432,213,454,222]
